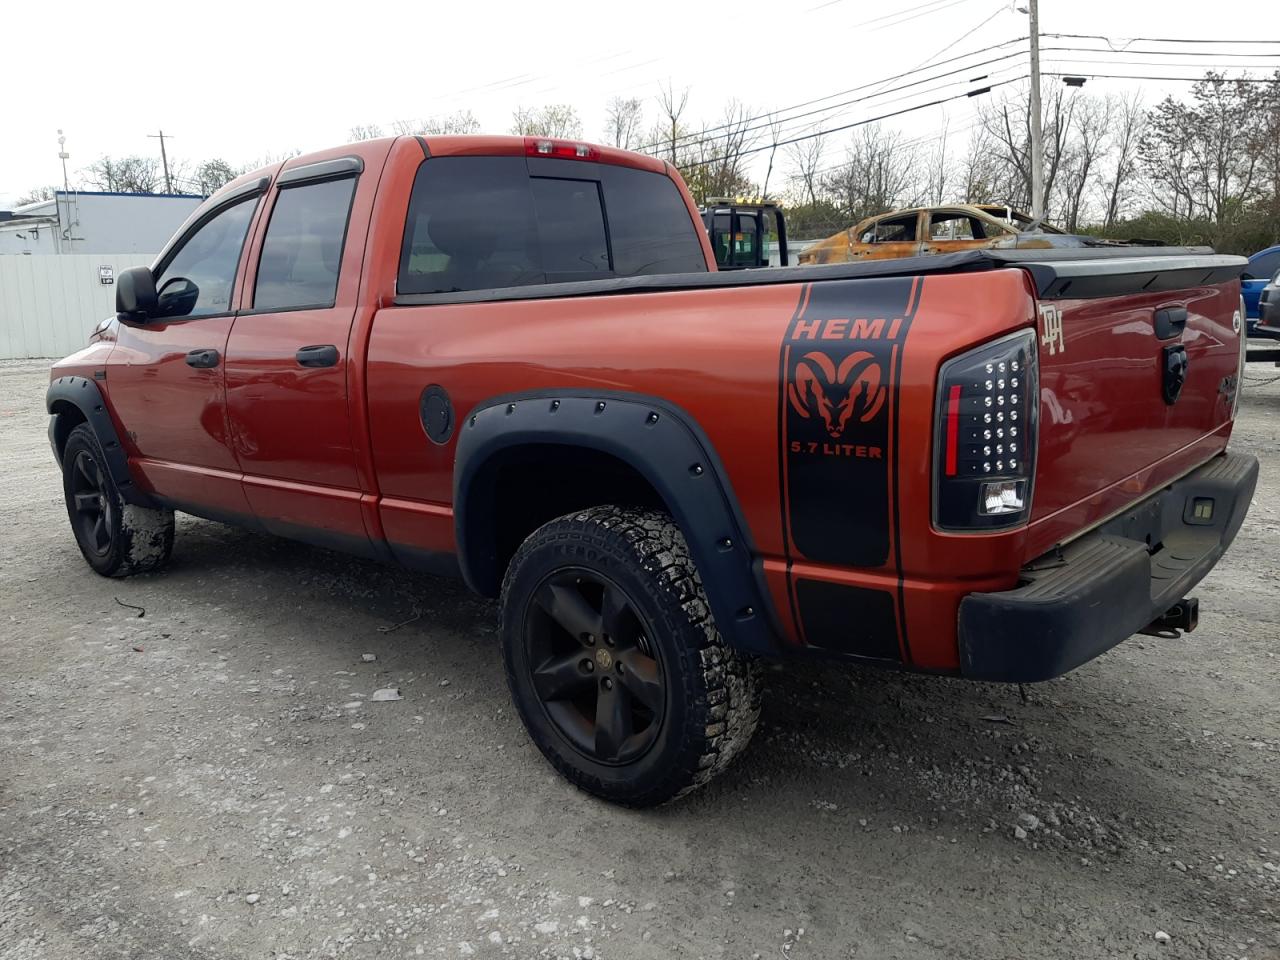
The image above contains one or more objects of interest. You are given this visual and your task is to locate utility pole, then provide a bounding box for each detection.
[1027,0,1045,220]
[149,130,173,193]
[57,129,72,253]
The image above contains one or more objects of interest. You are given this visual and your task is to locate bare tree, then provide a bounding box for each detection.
[683,100,760,203]
[84,156,161,194]
[821,124,918,222]
[786,133,826,206]
[349,124,385,142]
[193,159,237,196]
[978,82,1078,217]
[652,82,691,166]
[1057,96,1114,232]
[511,105,582,138]
[15,185,57,206]
[604,97,644,149]
[759,113,786,200]
[923,118,951,207]
[1102,93,1145,228]
[393,111,481,136]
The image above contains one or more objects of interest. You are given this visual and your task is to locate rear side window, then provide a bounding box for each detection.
[599,165,707,275]
[254,177,357,310]
[399,158,541,295]
[398,157,706,296]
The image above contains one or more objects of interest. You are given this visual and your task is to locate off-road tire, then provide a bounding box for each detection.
[61,423,174,577]
[501,505,761,806]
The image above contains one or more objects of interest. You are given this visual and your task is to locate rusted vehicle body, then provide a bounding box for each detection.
[799,204,1118,265]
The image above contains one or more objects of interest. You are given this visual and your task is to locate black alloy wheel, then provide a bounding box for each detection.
[524,569,666,765]
[69,448,114,557]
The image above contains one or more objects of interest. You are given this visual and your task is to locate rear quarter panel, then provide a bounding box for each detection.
[365,269,1039,672]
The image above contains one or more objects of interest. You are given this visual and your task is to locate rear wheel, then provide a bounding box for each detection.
[501,506,760,807]
[61,423,174,577]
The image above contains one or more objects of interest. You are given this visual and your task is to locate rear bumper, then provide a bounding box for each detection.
[958,451,1258,683]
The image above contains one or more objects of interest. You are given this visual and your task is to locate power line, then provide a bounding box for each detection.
[1042,70,1280,83]
[1046,57,1280,71]
[645,51,1028,158]
[681,75,1028,169]
[1046,33,1280,45]
[858,0,981,32]
[633,36,1029,154]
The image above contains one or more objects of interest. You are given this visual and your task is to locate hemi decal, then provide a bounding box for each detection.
[777,276,922,661]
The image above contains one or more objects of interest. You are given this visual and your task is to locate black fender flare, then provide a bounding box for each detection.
[46,375,155,507]
[454,391,780,656]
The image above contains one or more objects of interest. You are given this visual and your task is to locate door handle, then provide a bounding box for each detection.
[295,344,339,368]
[1154,306,1188,340]
[185,348,220,369]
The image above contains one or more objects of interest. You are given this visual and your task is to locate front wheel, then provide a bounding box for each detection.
[501,506,761,807]
[61,423,174,577]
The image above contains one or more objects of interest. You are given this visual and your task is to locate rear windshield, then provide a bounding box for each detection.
[398,156,706,295]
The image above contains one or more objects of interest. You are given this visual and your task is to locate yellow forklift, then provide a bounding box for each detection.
[699,198,789,269]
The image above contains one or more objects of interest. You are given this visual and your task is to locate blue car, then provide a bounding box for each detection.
[1243,245,1280,328]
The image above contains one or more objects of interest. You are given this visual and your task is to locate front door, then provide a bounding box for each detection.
[224,151,381,556]
[108,189,264,518]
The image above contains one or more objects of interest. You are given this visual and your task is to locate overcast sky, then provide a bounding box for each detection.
[1,0,1272,207]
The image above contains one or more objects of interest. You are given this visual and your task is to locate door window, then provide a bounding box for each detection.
[254,177,357,310]
[153,196,257,318]
[866,214,917,243]
[729,212,760,267]
[929,212,983,241]
[1247,249,1280,280]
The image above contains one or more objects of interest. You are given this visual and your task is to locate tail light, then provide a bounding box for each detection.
[524,137,600,161]
[934,329,1039,531]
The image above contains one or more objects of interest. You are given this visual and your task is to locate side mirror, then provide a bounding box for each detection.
[116,266,158,320]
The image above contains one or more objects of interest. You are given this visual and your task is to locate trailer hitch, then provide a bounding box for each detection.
[1139,597,1199,639]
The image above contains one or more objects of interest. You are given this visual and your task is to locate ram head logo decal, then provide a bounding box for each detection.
[788,350,886,439]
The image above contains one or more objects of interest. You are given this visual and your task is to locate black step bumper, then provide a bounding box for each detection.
[957,451,1259,683]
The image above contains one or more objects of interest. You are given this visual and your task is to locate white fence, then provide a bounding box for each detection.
[0,253,155,360]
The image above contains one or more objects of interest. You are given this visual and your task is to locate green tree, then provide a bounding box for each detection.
[1140,72,1263,233]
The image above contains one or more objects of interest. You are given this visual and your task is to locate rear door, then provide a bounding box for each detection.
[108,185,265,517]
[922,209,1014,255]
[223,148,386,555]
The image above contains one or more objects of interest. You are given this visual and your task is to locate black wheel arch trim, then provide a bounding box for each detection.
[46,376,156,507]
[454,390,783,656]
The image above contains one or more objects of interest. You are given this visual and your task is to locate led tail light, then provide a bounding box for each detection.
[934,329,1039,530]
[524,137,600,161]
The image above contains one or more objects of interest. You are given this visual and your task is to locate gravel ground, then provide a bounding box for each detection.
[1,357,1277,960]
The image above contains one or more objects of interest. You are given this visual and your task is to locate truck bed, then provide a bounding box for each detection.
[394,246,1243,306]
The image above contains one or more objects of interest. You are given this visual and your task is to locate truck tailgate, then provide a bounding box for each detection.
[1020,255,1246,555]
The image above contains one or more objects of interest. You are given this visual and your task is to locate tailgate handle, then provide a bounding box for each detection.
[1154,307,1187,340]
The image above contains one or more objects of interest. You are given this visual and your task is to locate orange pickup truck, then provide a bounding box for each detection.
[47,135,1257,806]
